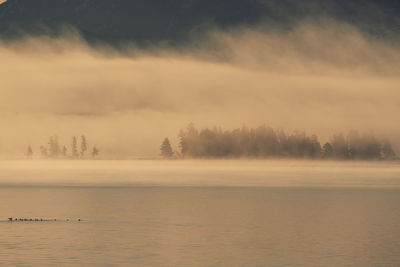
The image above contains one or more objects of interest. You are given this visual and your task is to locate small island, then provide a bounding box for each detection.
[161,124,397,160]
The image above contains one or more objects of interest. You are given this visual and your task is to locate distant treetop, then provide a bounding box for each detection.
[177,124,396,160]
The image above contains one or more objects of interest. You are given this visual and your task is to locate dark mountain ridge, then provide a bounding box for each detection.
[0,0,399,45]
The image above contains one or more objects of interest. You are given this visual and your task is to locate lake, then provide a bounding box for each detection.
[0,160,400,266]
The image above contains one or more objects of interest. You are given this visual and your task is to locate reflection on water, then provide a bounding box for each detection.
[0,160,400,266]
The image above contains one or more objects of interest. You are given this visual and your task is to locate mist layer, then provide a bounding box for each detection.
[0,22,399,158]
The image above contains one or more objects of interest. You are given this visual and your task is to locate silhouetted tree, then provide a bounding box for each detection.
[322,142,333,158]
[176,125,396,160]
[178,129,188,156]
[179,123,199,157]
[48,136,60,158]
[347,130,361,159]
[382,140,396,160]
[331,134,349,159]
[361,132,381,160]
[309,135,322,158]
[72,136,79,158]
[25,146,33,159]
[61,146,67,157]
[80,135,87,158]
[161,138,174,158]
[92,146,99,159]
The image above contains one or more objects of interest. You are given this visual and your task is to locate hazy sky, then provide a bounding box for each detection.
[0,21,399,158]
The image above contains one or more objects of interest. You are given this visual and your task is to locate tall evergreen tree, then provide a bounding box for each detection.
[322,142,333,158]
[331,134,349,159]
[61,146,67,158]
[72,136,79,158]
[26,146,33,159]
[382,140,396,159]
[92,146,99,159]
[80,135,87,157]
[161,138,174,158]
[47,135,60,158]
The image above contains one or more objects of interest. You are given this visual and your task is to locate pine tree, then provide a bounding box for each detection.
[382,140,396,160]
[80,135,87,158]
[160,138,174,158]
[322,142,333,158]
[61,146,67,158]
[26,146,33,159]
[72,136,79,158]
[48,136,55,158]
[47,135,60,158]
[92,146,99,159]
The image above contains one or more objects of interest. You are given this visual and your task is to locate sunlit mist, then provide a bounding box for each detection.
[0,22,399,158]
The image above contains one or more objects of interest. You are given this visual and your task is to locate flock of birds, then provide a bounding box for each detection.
[8,217,81,222]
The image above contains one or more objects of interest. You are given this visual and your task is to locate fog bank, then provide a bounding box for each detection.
[0,22,399,158]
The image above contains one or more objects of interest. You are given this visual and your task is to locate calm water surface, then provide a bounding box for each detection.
[0,160,400,266]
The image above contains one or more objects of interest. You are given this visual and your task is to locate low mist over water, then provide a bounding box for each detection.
[1,160,400,188]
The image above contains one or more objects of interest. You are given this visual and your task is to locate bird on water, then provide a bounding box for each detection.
[7,217,82,222]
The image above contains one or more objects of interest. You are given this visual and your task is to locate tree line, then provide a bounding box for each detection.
[25,135,99,159]
[160,124,397,160]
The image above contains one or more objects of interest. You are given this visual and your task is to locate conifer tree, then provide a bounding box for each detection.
[322,142,333,158]
[382,140,396,160]
[61,146,67,158]
[48,136,55,158]
[160,138,174,158]
[48,135,60,158]
[92,146,99,159]
[26,146,33,159]
[80,135,87,157]
[72,136,79,158]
